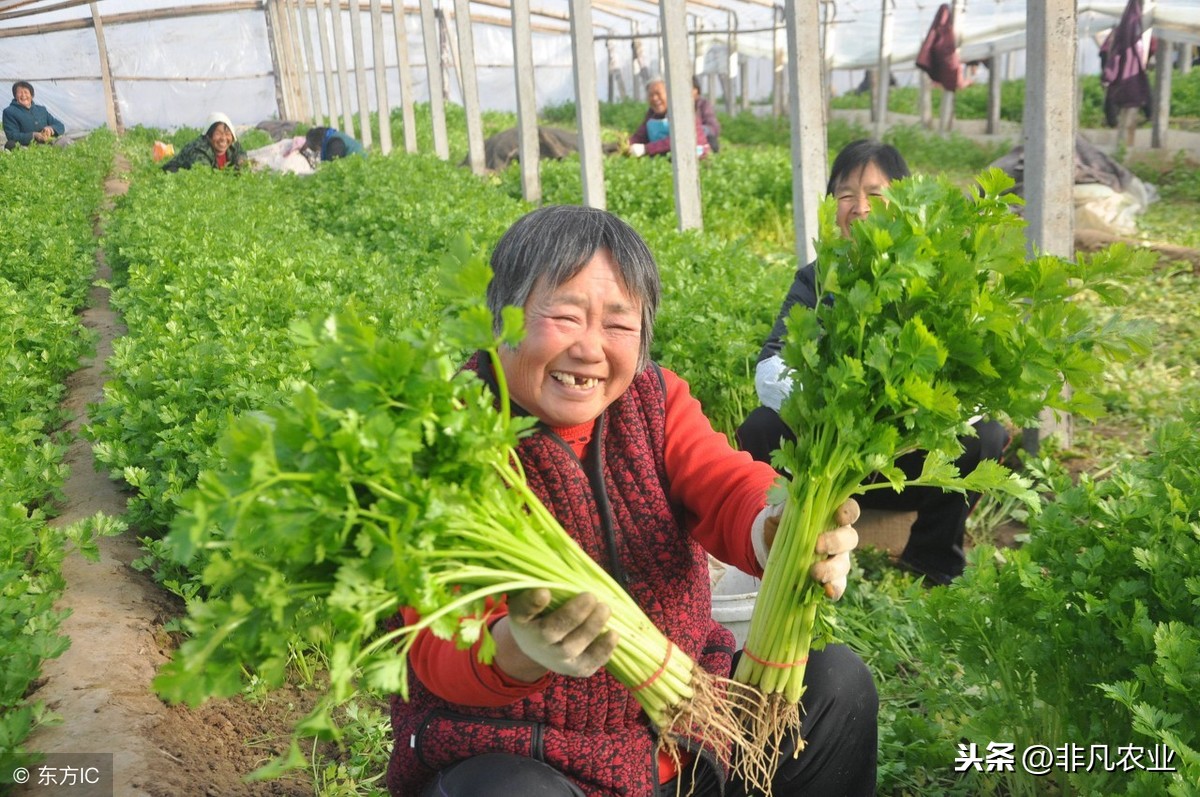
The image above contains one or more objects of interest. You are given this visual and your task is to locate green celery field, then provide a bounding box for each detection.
[6,107,1197,795]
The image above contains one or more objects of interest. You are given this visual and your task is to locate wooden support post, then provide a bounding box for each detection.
[280,0,308,120]
[419,0,450,159]
[986,53,1001,134]
[314,0,339,125]
[918,70,933,128]
[939,90,955,131]
[568,0,605,209]
[511,0,541,203]
[296,0,324,124]
[392,3,418,152]
[89,2,122,132]
[772,7,785,118]
[370,0,392,153]
[1151,40,1174,149]
[292,0,315,119]
[1024,0,1077,451]
[660,0,702,230]
[329,0,357,136]
[452,0,485,172]
[348,0,373,148]
[784,0,827,264]
[264,0,292,119]
[873,0,892,140]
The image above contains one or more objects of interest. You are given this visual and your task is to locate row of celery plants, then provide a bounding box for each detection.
[89,152,530,545]
[0,132,114,756]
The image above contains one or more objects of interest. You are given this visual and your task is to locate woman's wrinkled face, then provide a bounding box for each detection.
[834,161,890,237]
[499,249,643,429]
[647,82,668,115]
[208,123,234,155]
[14,86,33,109]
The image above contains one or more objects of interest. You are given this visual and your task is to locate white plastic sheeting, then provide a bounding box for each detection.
[1,0,1198,134]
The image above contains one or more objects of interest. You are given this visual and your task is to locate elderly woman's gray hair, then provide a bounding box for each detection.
[487,205,661,371]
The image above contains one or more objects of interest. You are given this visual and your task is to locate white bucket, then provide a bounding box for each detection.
[710,565,760,649]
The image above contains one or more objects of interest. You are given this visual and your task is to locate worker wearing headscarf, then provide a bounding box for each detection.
[162,111,249,172]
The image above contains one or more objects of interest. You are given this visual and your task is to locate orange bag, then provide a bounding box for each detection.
[152,140,175,162]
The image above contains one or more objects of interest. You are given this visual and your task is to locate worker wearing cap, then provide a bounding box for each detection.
[162,111,248,172]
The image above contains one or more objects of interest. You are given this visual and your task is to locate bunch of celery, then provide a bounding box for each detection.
[734,170,1151,740]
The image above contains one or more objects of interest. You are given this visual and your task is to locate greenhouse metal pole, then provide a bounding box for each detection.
[569,0,605,209]
[370,0,393,153]
[314,0,339,125]
[88,2,121,132]
[873,0,893,140]
[296,0,325,124]
[392,3,418,153]
[511,0,541,203]
[329,0,357,136]
[784,0,826,265]
[453,0,486,172]
[348,0,373,148]
[659,0,702,230]
[1023,0,1076,451]
[419,0,450,159]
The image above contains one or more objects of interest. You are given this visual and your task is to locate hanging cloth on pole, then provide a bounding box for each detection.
[1099,0,1152,128]
[915,3,966,91]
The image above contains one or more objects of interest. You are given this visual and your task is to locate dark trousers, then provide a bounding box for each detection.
[420,644,877,796]
[736,405,1010,584]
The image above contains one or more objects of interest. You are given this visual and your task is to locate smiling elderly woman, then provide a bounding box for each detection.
[3,81,65,148]
[386,205,878,797]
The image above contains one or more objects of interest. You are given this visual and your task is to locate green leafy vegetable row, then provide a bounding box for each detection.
[0,133,113,757]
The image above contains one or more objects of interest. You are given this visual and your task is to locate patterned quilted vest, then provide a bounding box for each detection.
[385,357,735,796]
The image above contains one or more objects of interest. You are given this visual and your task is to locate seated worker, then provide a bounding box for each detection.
[298,126,365,167]
[628,77,710,159]
[162,112,248,172]
[3,81,65,149]
[386,205,877,797]
[692,75,721,153]
[736,139,1010,586]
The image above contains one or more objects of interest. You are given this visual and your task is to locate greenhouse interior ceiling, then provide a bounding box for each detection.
[2,0,1198,133]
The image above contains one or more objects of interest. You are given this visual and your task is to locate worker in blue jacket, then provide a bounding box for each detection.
[300,126,365,165]
[3,81,65,149]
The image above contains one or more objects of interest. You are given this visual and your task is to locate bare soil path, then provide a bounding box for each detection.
[16,156,314,797]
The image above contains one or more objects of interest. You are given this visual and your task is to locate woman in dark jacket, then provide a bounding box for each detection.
[736,139,1010,586]
[162,112,248,172]
[3,81,65,148]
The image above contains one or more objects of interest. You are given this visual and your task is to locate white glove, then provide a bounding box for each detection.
[750,498,860,600]
[502,589,618,679]
[811,499,860,600]
[629,143,646,157]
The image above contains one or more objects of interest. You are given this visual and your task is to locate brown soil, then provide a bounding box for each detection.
[15,159,317,797]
